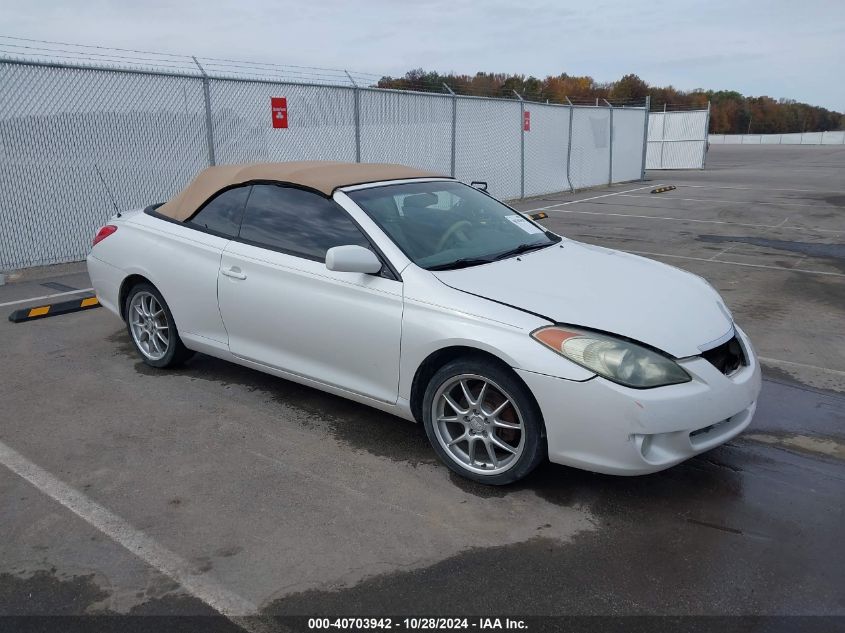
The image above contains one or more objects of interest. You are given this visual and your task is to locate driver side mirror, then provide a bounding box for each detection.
[325,245,382,274]
[470,181,488,191]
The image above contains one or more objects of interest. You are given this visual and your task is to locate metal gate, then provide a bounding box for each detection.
[646,105,710,169]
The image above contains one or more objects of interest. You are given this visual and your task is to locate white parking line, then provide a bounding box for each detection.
[759,357,845,378]
[0,287,95,308]
[708,244,737,261]
[625,249,845,278]
[540,207,845,234]
[0,440,259,622]
[524,184,661,213]
[618,194,832,209]
[674,184,845,194]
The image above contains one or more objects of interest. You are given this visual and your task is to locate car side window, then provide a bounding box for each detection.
[238,185,371,260]
[187,186,250,237]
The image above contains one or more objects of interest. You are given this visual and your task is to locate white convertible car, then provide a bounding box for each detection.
[88,162,761,484]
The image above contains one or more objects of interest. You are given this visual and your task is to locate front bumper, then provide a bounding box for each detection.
[515,326,762,475]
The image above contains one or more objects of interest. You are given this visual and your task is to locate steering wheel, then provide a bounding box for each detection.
[436,220,472,251]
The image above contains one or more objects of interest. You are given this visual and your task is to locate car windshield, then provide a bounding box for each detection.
[347,181,559,270]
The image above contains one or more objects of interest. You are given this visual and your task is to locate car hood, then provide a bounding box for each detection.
[432,240,733,358]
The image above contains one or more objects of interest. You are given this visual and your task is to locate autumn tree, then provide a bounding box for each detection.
[376,70,842,133]
[610,74,649,103]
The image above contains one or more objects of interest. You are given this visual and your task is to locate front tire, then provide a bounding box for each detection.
[125,283,194,368]
[422,357,546,485]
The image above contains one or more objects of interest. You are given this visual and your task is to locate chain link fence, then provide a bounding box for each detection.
[523,103,571,198]
[360,89,452,172]
[709,132,845,145]
[0,58,649,271]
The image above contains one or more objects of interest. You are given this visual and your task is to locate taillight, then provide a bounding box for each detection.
[93,225,117,247]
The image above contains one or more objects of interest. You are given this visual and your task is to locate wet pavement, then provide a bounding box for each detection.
[265,375,845,617]
[0,145,843,628]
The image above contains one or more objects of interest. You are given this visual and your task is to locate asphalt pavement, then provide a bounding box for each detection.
[0,144,842,631]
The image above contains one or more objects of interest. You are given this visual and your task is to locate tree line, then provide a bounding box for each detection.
[377,70,843,134]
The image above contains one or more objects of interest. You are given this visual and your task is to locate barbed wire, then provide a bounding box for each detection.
[0,35,378,86]
[0,35,384,81]
[649,102,710,112]
[0,48,200,76]
[0,34,651,106]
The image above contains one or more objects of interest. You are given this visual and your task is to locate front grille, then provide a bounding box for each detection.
[701,335,746,375]
[690,418,730,439]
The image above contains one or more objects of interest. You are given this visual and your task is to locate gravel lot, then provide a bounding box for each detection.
[1,144,843,630]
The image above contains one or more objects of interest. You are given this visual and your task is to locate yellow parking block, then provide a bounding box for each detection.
[9,294,101,323]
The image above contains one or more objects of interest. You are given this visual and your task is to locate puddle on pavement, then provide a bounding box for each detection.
[744,433,845,460]
[820,194,845,208]
[106,330,435,465]
[697,234,845,272]
[446,449,748,514]
[104,329,844,507]
[0,568,230,618]
[0,569,108,615]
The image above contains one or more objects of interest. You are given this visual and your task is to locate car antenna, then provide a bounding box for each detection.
[94,164,122,218]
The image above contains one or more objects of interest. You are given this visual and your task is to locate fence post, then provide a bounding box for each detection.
[640,96,650,181]
[659,103,667,169]
[564,98,575,192]
[701,100,711,169]
[192,56,216,166]
[603,99,613,185]
[443,83,457,177]
[514,90,525,199]
[345,71,361,162]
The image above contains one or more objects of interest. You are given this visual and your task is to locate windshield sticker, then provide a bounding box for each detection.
[506,214,543,234]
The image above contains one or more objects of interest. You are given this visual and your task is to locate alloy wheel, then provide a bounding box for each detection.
[431,373,525,475]
[128,291,170,361]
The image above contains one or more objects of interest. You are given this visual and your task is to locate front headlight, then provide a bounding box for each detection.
[531,326,691,389]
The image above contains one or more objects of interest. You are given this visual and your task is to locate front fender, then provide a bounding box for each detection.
[398,269,595,401]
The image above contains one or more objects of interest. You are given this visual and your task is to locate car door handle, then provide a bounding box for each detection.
[221,267,247,280]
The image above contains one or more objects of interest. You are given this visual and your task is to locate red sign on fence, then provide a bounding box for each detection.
[271,97,288,129]
[523,110,531,132]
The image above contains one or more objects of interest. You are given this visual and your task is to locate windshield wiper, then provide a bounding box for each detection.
[427,257,494,271]
[428,242,554,271]
[492,242,553,261]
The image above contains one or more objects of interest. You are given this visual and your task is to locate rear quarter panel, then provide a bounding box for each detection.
[88,211,230,345]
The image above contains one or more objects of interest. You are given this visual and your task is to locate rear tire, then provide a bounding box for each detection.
[422,357,546,485]
[124,282,194,368]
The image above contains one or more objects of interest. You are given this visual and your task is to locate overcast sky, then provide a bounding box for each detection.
[3,0,844,110]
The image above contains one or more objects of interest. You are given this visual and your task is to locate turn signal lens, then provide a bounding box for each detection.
[531,326,691,389]
[93,225,117,247]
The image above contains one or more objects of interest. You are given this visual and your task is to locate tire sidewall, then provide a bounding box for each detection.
[124,283,182,368]
[422,357,546,485]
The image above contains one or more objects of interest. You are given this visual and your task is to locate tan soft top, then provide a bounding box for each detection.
[157,161,447,221]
